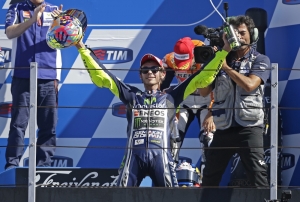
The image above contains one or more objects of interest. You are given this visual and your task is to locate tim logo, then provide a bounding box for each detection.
[282,0,300,4]
[91,47,133,64]
[24,156,73,167]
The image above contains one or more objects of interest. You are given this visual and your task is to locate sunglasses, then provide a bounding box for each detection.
[140,66,162,74]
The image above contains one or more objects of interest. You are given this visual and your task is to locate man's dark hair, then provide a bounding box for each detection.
[228,15,256,38]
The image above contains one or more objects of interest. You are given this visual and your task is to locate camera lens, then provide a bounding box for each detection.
[194,46,215,64]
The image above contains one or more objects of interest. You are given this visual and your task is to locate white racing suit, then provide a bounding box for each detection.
[161,50,214,165]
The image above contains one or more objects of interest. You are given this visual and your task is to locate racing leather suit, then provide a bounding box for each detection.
[161,40,214,163]
[77,47,228,187]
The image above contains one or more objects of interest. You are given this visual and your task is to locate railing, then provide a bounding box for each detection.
[0,62,285,202]
[270,63,278,200]
[28,62,38,202]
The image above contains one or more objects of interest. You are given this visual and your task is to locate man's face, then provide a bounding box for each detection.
[234,23,251,50]
[140,61,165,86]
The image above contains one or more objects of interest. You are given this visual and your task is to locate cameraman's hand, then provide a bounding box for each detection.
[202,111,216,133]
[212,46,218,52]
[222,32,232,53]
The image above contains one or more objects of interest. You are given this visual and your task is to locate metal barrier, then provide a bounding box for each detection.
[0,62,280,202]
[28,62,38,202]
[270,63,278,200]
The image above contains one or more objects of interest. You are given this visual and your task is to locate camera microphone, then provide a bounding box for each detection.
[194,25,209,36]
[223,2,229,18]
[240,37,259,47]
[223,2,229,11]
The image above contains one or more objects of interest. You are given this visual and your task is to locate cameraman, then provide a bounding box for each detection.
[160,37,215,168]
[200,15,270,187]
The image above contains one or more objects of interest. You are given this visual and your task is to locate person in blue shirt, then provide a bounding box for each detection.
[4,0,62,170]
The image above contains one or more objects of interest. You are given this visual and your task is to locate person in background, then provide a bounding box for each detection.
[4,0,62,170]
[160,38,215,179]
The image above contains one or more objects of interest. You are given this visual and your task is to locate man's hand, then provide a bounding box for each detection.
[222,32,232,53]
[202,111,216,133]
[75,39,86,50]
[32,4,46,22]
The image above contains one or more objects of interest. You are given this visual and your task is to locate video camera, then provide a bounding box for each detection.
[193,2,241,63]
[193,24,224,64]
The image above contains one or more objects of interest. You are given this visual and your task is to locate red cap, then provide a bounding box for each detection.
[173,37,195,69]
[140,53,163,67]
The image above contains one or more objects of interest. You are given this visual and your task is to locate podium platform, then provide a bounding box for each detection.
[0,167,300,202]
[0,167,119,187]
[0,187,299,202]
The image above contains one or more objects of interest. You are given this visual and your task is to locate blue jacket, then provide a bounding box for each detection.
[5,0,61,80]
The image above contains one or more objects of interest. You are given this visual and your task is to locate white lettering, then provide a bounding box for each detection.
[138,109,165,116]
[117,51,127,60]
[230,154,240,173]
[265,96,271,104]
[133,131,163,138]
[105,51,128,61]
[53,159,68,167]
[113,51,117,60]
[106,51,114,60]
[35,171,118,187]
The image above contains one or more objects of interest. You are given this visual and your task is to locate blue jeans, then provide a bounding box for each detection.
[5,77,58,169]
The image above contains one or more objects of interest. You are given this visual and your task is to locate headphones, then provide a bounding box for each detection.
[250,27,259,44]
